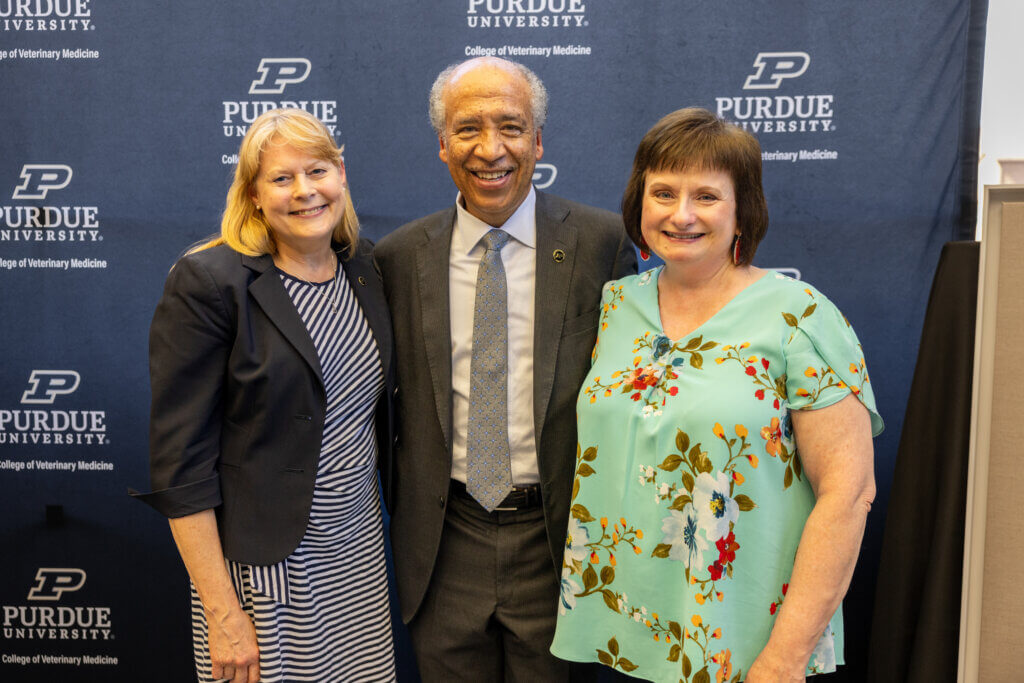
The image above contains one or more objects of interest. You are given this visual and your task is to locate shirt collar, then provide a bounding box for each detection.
[453,186,537,255]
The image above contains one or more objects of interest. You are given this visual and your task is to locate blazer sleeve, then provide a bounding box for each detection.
[132,254,233,518]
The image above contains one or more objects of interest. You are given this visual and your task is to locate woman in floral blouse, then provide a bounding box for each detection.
[549,108,883,683]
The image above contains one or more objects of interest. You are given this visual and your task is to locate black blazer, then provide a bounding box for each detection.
[133,238,394,566]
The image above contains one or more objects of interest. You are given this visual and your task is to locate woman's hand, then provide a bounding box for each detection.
[207,606,260,682]
[168,510,261,682]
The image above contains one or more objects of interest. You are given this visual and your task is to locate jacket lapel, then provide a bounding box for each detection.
[341,244,392,381]
[533,192,577,445]
[244,253,324,388]
[416,209,456,452]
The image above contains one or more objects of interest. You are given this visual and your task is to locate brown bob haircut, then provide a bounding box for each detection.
[621,107,768,266]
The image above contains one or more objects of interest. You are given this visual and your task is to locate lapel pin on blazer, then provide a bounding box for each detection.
[358,276,367,285]
[552,249,566,263]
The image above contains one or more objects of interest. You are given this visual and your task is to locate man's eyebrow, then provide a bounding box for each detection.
[451,113,483,127]
[495,113,527,124]
[450,112,528,127]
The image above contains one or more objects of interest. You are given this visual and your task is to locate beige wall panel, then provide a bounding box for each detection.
[978,202,1024,681]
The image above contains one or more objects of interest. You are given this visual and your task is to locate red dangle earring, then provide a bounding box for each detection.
[640,238,650,261]
[732,234,742,266]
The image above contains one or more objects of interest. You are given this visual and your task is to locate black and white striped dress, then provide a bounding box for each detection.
[190,266,396,682]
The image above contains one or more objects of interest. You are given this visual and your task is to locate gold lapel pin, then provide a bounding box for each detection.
[358,276,367,285]
[552,249,566,263]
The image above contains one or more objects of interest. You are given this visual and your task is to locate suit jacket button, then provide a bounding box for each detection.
[439,495,446,507]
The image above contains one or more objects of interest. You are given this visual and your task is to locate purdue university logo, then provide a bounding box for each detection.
[0,369,108,446]
[466,0,589,28]
[715,51,835,135]
[532,163,557,190]
[222,59,338,138]
[21,370,81,405]
[12,165,73,200]
[27,568,86,601]
[743,52,811,90]
[3,568,114,642]
[1,164,101,242]
[249,58,312,95]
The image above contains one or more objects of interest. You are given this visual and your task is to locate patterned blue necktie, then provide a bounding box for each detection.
[466,229,513,511]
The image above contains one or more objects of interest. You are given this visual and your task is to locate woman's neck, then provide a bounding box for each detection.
[658,260,750,297]
[272,242,336,282]
[656,262,764,340]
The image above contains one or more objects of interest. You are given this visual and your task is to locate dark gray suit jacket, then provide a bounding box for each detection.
[374,191,636,622]
[134,239,394,566]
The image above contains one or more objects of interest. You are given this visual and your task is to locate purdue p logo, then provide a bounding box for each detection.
[532,163,558,190]
[249,58,312,94]
[28,568,87,601]
[12,164,73,200]
[743,52,811,90]
[21,370,81,405]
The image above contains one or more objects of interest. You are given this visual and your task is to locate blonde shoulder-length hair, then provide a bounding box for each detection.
[192,108,359,257]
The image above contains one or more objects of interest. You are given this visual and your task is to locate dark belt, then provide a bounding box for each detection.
[450,479,543,511]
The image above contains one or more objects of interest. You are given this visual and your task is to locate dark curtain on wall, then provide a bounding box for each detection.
[866,241,980,683]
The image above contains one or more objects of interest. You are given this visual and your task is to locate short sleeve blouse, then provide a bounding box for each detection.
[549,267,883,683]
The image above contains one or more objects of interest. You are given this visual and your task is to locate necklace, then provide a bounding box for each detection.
[289,251,341,312]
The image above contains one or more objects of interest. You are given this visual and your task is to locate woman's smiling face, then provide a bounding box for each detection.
[640,167,738,274]
[250,140,346,252]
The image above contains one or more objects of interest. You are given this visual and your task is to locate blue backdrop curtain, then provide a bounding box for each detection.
[0,1,987,680]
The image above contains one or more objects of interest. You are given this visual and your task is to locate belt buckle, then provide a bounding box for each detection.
[493,485,526,511]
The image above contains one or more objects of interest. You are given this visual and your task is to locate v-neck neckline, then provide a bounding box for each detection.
[650,266,771,343]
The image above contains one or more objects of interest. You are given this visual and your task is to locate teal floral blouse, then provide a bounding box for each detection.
[550,267,883,683]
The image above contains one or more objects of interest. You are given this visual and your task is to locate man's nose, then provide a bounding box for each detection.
[473,129,505,162]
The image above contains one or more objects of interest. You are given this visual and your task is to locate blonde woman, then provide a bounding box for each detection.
[134,109,396,682]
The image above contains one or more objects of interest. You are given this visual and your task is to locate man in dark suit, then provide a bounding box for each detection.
[375,57,636,681]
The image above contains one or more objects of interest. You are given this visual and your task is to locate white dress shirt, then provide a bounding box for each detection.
[449,186,539,485]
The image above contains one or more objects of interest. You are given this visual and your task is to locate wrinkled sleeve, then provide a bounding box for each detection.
[131,254,231,517]
[784,295,884,437]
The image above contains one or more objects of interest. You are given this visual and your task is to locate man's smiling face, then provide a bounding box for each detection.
[438,61,543,227]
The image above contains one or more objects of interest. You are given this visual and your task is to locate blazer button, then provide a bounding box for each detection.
[439,495,446,507]
[358,276,367,285]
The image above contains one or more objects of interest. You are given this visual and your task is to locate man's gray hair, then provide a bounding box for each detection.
[428,58,549,136]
